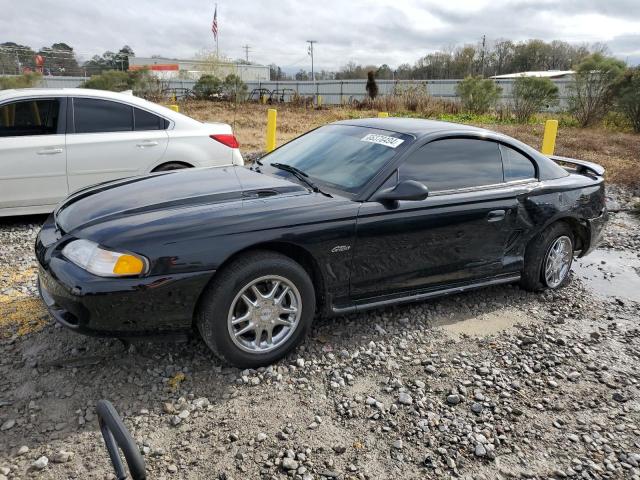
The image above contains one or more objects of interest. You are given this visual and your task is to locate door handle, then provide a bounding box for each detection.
[136,141,159,148]
[487,209,506,222]
[37,148,63,155]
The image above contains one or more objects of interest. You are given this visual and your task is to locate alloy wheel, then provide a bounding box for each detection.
[544,235,573,288]
[227,275,302,354]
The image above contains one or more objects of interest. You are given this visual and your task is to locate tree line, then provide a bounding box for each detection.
[0,42,135,76]
[1,38,620,81]
[270,39,612,81]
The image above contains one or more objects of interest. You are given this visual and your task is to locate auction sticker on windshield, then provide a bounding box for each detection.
[361,133,404,148]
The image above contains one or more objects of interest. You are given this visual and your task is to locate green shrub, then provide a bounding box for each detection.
[568,53,626,127]
[193,74,222,100]
[81,70,131,91]
[81,70,162,100]
[0,72,42,89]
[602,111,633,133]
[221,74,247,102]
[616,67,640,133]
[455,76,502,114]
[512,76,558,122]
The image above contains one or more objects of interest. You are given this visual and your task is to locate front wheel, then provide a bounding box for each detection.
[521,222,574,291]
[196,251,315,368]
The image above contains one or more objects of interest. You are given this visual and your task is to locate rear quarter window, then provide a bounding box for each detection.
[134,107,167,131]
[500,144,536,181]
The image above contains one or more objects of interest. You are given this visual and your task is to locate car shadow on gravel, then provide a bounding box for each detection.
[0,214,48,228]
[297,282,547,370]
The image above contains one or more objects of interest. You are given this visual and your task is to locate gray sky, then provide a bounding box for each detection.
[3,0,640,69]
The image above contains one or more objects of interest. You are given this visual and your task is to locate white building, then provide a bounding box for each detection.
[129,57,270,82]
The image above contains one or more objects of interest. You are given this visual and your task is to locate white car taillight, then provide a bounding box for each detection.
[210,134,240,149]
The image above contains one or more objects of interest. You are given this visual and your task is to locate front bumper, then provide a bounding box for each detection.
[37,247,214,338]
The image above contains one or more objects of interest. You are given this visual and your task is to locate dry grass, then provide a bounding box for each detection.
[0,267,48,338]
[484,123,640,186]
[180,101,640,187]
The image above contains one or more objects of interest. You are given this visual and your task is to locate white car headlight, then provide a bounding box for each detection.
[62,239,148,277]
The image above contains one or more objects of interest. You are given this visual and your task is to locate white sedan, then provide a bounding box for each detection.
[0,88,243,216]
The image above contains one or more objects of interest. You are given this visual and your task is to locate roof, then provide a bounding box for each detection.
[333,117,488,137]
[0,87,149,104]
[0,88,202,127]
[490,70,575,79]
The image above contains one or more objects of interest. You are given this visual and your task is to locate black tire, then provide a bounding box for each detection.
[196,251,315,368]
[520,222,574,292]
[152,162,191,172]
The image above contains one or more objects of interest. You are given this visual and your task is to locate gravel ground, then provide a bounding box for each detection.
[0,189,639,480]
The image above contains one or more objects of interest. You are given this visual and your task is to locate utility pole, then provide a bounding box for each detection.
[480,34,486,77]
[306,40,316,83]
[242,45,251,63]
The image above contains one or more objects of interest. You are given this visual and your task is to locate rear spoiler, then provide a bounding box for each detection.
[549,155,605,176]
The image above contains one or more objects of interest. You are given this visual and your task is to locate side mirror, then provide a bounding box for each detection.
[373,180,429,202]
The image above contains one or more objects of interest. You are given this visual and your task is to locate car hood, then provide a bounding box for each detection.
[55,166,307,233]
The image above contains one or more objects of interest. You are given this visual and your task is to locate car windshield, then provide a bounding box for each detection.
[261,124,412,193]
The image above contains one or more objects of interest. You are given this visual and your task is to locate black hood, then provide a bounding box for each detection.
[56,166,306,233]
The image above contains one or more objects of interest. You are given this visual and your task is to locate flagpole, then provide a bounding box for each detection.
[215,3,219,59]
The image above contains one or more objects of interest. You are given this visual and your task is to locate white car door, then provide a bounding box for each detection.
[0,97,68,210]
[66,97,168,193]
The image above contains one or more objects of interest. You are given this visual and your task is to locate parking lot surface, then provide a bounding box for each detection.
[0,194,639,479]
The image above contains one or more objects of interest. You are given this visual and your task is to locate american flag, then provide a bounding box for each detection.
[211,5,218,40]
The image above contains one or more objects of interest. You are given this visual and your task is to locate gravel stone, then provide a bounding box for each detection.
[398,392,413,405]
[446,394,461,405]
[31,456,48,470]
[282,457,299,470]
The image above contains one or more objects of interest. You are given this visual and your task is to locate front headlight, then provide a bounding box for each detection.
[62,239,148,277]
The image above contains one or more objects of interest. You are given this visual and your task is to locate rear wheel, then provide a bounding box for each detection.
[521,222,574,291]
[152,162,191,172]
[196,251,315,368]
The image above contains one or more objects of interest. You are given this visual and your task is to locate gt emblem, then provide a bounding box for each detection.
[331,245,351,253]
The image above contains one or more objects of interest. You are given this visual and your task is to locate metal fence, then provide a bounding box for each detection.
[243,79,574,109]
[14,76,574,108]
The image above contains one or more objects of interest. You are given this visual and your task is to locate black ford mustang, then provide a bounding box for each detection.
[36,118,607,367]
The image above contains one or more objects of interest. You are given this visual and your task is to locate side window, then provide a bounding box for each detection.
[134,107,167,131]
[0,99,60,137]
[73,98,133,133]
[399,138,503,191]
[500,145,536,181]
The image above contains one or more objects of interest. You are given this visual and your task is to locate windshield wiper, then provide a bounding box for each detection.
[270,163,332,197]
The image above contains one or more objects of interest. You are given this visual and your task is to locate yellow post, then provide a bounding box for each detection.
[541,119,558,155]
[378,112,389,118]
[317,95,323,107]
[260,95,267,105]
[169,104,179,112]
[266,108,277,153]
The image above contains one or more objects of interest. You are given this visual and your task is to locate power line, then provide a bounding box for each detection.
[242,44,251,63]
